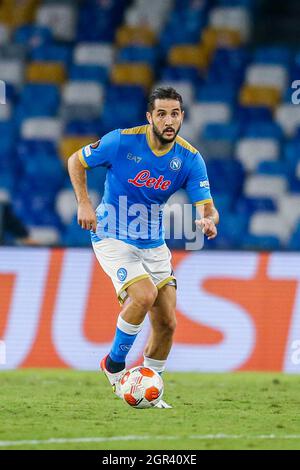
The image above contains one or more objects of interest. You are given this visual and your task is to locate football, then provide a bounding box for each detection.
[119,366,164,409]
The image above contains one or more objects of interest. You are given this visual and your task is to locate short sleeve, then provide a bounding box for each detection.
[78,129,120,169]
[184,152,212,204]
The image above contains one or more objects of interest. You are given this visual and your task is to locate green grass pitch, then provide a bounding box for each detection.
[0,370,300,450]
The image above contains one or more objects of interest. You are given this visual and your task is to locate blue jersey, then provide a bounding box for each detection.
[79,125,212,248]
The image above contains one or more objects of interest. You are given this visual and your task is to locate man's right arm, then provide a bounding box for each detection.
[67,151,97,232]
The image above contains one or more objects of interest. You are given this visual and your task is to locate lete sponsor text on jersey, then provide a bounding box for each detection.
[128,170,171,191]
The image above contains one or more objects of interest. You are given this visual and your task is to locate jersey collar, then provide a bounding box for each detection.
[146,125,175,157]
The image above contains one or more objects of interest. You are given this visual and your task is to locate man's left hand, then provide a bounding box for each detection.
[195,218,217,240]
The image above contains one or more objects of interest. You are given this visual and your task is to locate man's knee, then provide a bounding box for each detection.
[129,281,158,311]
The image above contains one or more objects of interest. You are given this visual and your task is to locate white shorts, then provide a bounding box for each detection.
[92,238,176,304]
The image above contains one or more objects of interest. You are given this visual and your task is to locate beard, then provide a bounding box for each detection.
[152,122,181,145]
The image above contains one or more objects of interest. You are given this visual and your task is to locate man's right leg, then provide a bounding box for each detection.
[105,277,158,372]
[101,278,158,395]
[92,239,158,392]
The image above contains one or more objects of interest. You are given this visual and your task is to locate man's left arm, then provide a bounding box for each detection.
[195,200,219,240]
[183,151,219,240]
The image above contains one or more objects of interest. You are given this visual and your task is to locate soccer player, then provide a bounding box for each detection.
[68,87,219,408]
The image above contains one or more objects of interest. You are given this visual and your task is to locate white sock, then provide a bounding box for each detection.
[143,355,167,374]
[117,315,144,335]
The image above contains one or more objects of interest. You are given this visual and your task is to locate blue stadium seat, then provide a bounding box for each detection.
[13,187,63,228]
[0,170,15,194]
[16,84,60,119]
[254,46,291,65]
[22,155,65,194]
[216,0,254,6]
[0,122,17,155]
[234,106,273,125]
[242,234,282,250]
[288,177,300,192]
[101,85,147,131]
[202,122,240,141]
[242,121,283,139]
[17,139,58,160]
[14,25,52,48]
[195,83,236,103]
[101,104,146,132]
[212,193,234,214]
[235,196,277,216]
[160,8,206,52]
[288,221,300,250]
[206,159,245,197]
[77,0,128,42]
[161,66,203,84]
[208,48,250,87]
[30,44,72,64]
[283,139,300,174]
[160,29,201,53]
[1,83,17,104]
[212,48,250,69]
[105,85,146,102]
[212,213,249,248]
[69,65,108,83]
[62,216,91,247]
[256,161,288,177]
[174,0,209,12]
[118,46,157,66]
[65,119,103,136]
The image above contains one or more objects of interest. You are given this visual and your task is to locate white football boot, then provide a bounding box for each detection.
[100,355,126,399]
[154,399,173,409]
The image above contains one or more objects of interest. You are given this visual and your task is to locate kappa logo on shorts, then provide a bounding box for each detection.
[117,268,128,282]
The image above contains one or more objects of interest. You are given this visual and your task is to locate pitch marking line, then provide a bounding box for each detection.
[1,434,300,447]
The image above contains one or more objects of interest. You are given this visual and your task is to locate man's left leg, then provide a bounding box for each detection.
[143,285,176,407]
[143,284,177,374]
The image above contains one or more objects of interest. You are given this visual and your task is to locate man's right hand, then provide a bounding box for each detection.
[77,201,97,232]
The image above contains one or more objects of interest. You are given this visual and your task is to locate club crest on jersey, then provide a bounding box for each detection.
[128,170,171,191]
[169,157,182,171]
[117,268,127,282]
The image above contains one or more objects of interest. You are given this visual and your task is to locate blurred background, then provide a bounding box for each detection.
[0,0,300,251]
[1,0,300,373]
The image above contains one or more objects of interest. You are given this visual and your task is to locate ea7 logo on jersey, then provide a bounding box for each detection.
[127,153,142,163]
[200,180,210,189]
[170,157,182,171]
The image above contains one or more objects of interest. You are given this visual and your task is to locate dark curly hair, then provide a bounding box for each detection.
[148,87,183,112]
